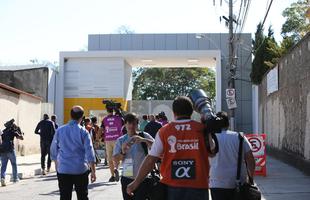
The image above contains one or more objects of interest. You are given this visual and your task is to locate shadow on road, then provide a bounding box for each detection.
[18,162,41,166]
[96,165,110,170]
[38,181,117,197]
[88,181,118,189]
[39,190,60,196]
[35,174,58,182]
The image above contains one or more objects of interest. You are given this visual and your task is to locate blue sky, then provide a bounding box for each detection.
[0,0,296,65]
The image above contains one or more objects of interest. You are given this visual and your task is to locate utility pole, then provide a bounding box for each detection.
[215,0,238,130]
[228,0,236,131]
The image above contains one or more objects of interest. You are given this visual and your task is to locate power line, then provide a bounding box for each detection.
[234,0,244,33]
[262,0,274,28]
[238,0,274,78]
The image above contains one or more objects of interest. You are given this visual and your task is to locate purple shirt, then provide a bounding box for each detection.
[102,115,123,141]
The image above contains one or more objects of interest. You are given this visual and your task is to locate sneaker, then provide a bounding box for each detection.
[42,169,46,175]
[108,176,116,182]
[104,159,108,166]
[1,178,6,187]
[46,168,50,173]
[12,179,19,183]
[114,169,120,182]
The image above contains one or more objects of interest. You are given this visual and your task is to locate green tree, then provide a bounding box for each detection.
[251,24,281,84]
[281,0,310,42]
[279,36,295,55]
[132,68,215,100]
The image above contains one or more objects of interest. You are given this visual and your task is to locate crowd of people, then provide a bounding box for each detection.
[0,96,255,200]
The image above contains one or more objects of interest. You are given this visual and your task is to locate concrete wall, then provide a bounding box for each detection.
[0,88,42,155]
[259,33,310,162]
[88,33,253,132]
[0,67,49,102]
[129,100,201,122]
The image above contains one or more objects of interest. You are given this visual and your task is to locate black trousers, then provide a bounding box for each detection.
[57,172,89,200]
[210,188,235,200]
[40,142,51,170]
[121,176,149,200]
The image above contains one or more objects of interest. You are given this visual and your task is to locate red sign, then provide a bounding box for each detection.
[245,133,267,176]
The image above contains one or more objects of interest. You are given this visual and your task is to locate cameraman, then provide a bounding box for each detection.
[209,112,255,200]
[127,96,215,200]
[101,107,124,182]
[1,120,24,187]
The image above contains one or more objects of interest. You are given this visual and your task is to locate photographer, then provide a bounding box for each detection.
[127,96,215,200]
[209,112,255,200]
[1,119,24,187]
[113,113,154,200]
[101,107,124,182]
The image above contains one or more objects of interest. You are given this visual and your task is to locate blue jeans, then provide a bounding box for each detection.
[1,150,18,180]
[167,186,209,200]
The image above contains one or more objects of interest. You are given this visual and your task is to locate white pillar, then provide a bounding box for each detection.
[252,85,259,133]
[215,52,222,112]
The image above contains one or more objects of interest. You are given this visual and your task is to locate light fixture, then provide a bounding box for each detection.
[195,33,205,39]
[188,59,199,63]
[141,59,153,63]
[188,63,198,66]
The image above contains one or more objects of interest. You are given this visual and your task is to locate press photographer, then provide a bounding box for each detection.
[190,89,259,200]
[103,99,125,118]
[0,119,24,187]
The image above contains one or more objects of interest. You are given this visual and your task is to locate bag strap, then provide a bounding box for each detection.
[139,132,149,156]
[236,132,244,184]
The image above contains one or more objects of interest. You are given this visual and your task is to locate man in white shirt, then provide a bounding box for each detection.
[209,111,255,200]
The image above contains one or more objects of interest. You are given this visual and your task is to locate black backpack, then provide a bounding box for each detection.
[138,132,166,200]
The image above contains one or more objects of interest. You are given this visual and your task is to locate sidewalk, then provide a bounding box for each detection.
[1,154,54,181]
[255,156,310,200]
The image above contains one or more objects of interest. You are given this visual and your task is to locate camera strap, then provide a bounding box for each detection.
[138,132,149,156]
[236,132,244,186]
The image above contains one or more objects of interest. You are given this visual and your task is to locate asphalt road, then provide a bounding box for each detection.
[0,164,123,200]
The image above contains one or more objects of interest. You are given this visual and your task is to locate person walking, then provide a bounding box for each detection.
[50,105,96,200]
[35,114,55,175]
[127,96,215,200]
[101,108,123,182]
[51,115,59,130]
[144,115,162,138]
[90,117,100,144]
[209,112,256,200]
[113,113,154,200]
[0,119,24,186]
[138,115,149,132]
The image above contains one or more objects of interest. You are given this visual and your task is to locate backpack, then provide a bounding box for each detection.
[138,132,166,200]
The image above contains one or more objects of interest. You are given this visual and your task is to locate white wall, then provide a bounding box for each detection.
[64,57,125,98]
[17,94,41,155]
[124,61,133,100]
[0,89,42,155]
[0,88,19,130]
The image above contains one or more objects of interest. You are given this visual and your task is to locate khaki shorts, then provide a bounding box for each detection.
[105,140,116,163]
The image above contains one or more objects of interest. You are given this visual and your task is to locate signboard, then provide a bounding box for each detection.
[226,88,237,109]
[267,66,278,95]
[245,133,267,176]
[226,88,236,98]
[226,98,237,109]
